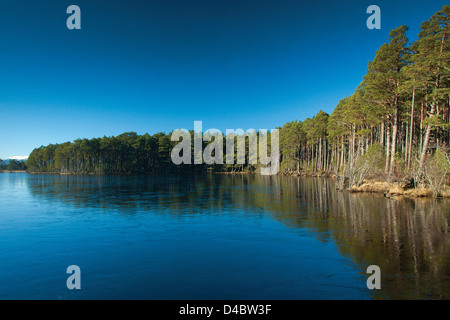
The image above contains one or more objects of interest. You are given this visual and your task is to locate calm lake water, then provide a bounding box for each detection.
[0,173,449,300]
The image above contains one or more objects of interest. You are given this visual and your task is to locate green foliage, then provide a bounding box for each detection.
[26,132,179,174]
[358,143,385,172]
[0,160,27,171]
[279,120,306,173]
[424,148,450,197]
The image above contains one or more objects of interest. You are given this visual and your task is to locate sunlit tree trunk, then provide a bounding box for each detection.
[407,87,415,169]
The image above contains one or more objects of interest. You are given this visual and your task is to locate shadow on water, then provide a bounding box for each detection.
[26,174,450,299]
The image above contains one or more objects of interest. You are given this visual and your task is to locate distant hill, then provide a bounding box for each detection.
[0,157,28,170]
[7,156,29,161]
[1,156,29,164]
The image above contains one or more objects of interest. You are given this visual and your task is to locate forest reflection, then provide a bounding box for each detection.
[26,174,450,299]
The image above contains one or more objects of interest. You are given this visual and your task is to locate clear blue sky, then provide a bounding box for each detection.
[0,0,447,158]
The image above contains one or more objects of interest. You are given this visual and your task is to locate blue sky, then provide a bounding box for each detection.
[0,0,447,159]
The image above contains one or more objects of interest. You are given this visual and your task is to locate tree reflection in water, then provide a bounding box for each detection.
[27,174,450,299]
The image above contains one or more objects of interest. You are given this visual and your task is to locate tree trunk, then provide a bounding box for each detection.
[389,95,399,175]
[418,102,436,176]
[407,87,415,169]
[385,119,391,174]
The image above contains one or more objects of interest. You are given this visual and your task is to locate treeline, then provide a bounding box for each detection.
[27,132,187,175]
[26,131,270,174]
[0,160,27,171]
[27,6,449,185]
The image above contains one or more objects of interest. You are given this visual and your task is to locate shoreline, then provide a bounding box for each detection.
[348,180,450,199]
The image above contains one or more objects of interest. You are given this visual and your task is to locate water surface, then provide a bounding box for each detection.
[0,173,448,299]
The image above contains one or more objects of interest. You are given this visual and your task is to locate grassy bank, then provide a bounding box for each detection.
[349,179,450,199]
